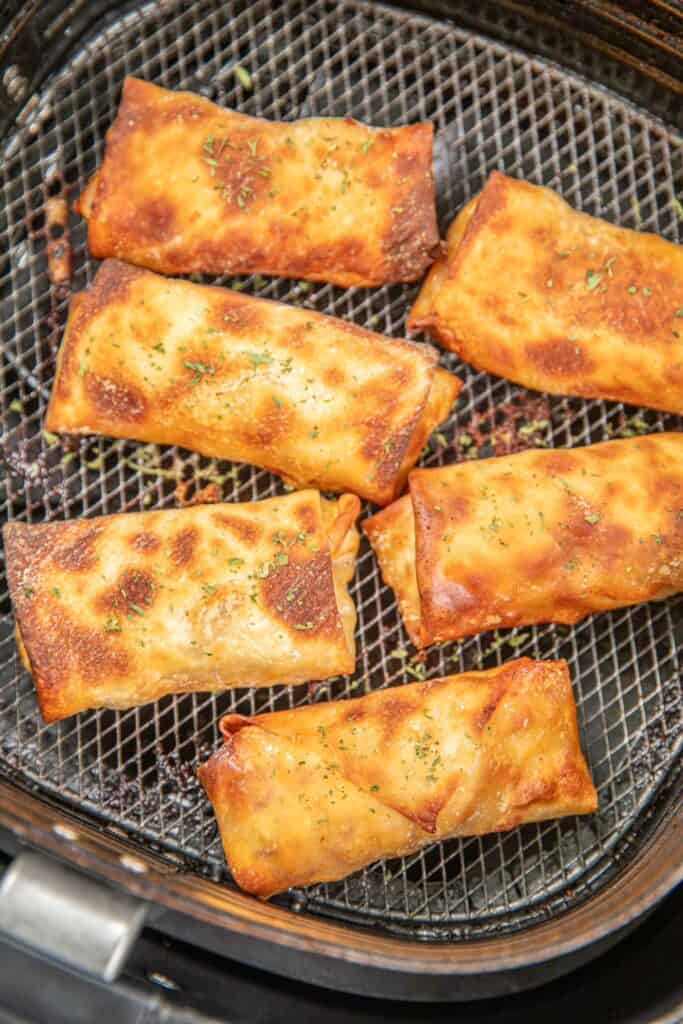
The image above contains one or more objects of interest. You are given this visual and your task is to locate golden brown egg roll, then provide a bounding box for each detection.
[45,260,461,506]
[75,77,440,286]
[408,172,683,414]
[3,490,360,722]
[363,434,683,648]
[199,658,597,898]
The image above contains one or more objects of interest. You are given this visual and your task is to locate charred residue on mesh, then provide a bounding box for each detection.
[450,393,552,461]
[45,196,71,287]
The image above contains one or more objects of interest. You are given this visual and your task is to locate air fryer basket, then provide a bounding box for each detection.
[0,0,681,1001]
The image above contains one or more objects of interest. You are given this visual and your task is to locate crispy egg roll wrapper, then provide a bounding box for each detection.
[408,172,683,414]
[4,490,360,722]
[75,77,440,287]
[199,658,597,898]
[45,260,461,506]
[364,434,683,647]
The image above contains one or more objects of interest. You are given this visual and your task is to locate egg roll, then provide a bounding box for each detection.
[408,172,683,414]
[45,260,461,506]
[3,490,360,722]
[75,77,440,287]
[199,657,597,897]
[364,434,683,647]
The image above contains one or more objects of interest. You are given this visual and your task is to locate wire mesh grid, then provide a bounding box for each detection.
[0,0,681,940]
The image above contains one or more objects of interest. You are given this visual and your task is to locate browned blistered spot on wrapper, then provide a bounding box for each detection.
[171,526,198,566]
[261,550,340,638]
[95,567,157,616]
[214,515,262,545]
[526,337,596,377]
[53,527,101,573]
[85,373,148,423]
[130,531,161,554]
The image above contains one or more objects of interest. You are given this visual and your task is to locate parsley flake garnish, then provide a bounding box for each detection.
[236,187,252,209]
[184,360,216,384]
[631,196,642,225]
[508,633,530,648]
[584,512,601,525]
[247,350,273,367]
[234,65,253,90]
[585,270,602,291]
[405,660,427,681]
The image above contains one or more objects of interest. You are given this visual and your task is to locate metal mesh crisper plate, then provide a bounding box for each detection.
[0,0,681,942]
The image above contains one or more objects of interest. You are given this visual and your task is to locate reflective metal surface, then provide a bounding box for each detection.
[0,851,146,980]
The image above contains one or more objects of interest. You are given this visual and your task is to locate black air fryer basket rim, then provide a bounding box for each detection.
[0,0,681,1001]
[0,773,679,991]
